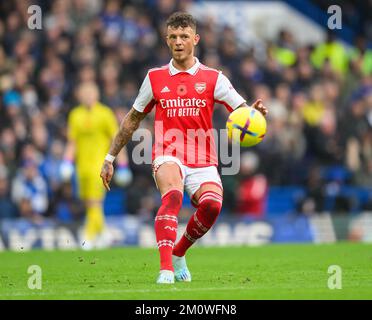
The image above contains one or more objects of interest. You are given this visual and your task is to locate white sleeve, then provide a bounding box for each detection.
[214,72,246,111]
[133,73,154,113]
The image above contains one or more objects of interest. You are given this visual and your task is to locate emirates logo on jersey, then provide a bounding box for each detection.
[177,84,187,96]
[195,82,206,94]
[159,97,207,108]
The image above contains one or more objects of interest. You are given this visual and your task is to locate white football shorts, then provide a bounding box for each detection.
[152,155,223,204]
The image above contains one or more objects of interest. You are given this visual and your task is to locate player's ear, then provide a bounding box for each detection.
[194,33,200,46]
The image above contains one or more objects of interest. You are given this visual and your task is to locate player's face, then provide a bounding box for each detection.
[78,83,99,107]
[166,26,200,62]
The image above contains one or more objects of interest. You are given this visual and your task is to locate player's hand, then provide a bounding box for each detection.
[100,160,114,191]
[251,99,268,116]
[59,160,74,181]
[113,164,133,187]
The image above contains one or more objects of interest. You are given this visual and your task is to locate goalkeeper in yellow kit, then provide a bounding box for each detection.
[60,82,132,249]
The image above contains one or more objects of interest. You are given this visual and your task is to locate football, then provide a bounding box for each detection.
[226,106,267,147]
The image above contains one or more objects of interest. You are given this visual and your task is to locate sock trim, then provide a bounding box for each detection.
[199,195,223,204]
[161,188,183,199]
[157,240,175,248]
[155,215,178,222]
[199,191,223,204]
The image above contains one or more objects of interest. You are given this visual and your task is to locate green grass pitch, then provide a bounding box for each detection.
[0,243,371,299]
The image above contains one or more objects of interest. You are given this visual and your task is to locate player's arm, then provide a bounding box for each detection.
[214,72,268,116]
[100,107,147,191]
[101,71,154,190]
[106,108,132,166]
[108,111,138,188]
[108,107,147,157]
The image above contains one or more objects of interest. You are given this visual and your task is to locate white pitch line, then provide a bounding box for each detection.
[66,286,249,295]
[1,286,249,297]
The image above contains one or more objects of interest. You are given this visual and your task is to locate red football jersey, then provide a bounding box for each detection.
[133,58,245,167]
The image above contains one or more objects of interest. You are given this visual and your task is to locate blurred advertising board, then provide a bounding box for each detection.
[0,213,371,251]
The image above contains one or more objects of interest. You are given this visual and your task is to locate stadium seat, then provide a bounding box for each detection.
[104,188,127,216]
[322,165,351,183]
[267,186,306,215]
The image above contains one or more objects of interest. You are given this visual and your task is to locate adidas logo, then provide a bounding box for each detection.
[161,86,170,93]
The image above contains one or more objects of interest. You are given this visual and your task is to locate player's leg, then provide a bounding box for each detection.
[178,183,223,254]
[83,199,105,249]
[173,168,223,281]
[153,160,184,284]
[79,173,106,249]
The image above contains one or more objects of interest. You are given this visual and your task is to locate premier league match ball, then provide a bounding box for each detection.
[226,106,267,147]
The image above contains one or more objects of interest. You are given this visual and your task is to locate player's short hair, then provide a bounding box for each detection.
[166,12,197,31]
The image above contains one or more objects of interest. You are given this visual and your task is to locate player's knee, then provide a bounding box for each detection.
[199,198,222,214]
[163,189,183,208]
[158,189,183,215]
[198,197,223,227]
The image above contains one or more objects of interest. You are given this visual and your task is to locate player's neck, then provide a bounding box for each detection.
[172,56,196,71]
[84,103,96,109]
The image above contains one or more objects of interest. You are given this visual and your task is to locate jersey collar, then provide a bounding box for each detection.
[169,57,200,76]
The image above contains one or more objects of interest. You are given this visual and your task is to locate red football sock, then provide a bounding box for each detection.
[173,191,222,257]
[155,189,183,271]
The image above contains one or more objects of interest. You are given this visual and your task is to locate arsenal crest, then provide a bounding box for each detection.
[195,82,206,94]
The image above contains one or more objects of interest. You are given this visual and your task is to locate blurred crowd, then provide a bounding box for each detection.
[0,0,371,222]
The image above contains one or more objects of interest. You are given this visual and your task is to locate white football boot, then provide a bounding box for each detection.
[81,239,95,251]
[172,255,192,282]
[156,270,175,284]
